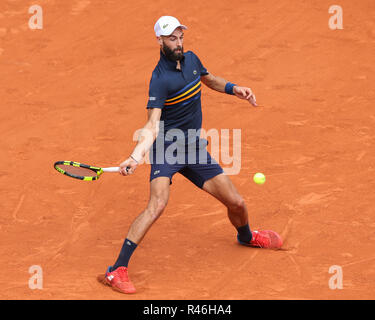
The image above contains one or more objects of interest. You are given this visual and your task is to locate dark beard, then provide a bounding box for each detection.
[162,43,184,61]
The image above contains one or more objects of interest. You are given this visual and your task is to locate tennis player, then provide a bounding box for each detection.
[104,16,282,294]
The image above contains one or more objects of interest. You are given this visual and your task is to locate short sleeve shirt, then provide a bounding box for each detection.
[147,50,209,145]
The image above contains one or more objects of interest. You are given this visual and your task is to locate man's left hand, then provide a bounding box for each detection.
[233,86,257,106]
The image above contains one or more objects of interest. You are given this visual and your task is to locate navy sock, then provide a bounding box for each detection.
[112,238,137,270]
[236,223,252,243]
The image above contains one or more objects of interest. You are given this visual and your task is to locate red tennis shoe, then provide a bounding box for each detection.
[238,230,283,249]
[104,266,136,294]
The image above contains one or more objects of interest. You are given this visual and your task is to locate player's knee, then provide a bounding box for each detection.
[155,197,168,214]
[228,196,246,212]
[148,197,168,220]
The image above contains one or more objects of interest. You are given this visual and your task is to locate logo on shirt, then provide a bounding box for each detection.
[149,97,156,101]
[193,70,197,75]
[154,170,160,175]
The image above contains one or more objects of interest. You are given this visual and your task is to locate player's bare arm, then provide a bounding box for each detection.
[201,73,257,106]
[119,108,162,176]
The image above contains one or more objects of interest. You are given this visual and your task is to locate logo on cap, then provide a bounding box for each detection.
[193,70,197,75]
[163,24,169,29]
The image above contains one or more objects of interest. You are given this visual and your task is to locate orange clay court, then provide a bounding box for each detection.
[0,0,374,300]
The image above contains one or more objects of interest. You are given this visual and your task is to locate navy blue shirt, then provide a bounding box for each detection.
[147,50,209,146]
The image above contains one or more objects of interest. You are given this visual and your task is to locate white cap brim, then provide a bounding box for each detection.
[157,24,187,37]
[154,16,188,37]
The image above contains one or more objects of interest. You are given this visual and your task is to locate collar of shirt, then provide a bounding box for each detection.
[160,50,185,71]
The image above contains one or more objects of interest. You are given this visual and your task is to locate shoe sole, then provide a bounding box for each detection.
[103,276,136,294]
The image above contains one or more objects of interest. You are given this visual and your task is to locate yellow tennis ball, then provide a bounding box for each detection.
[253,172,266,185]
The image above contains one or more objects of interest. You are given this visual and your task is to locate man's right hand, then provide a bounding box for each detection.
[119,157,138,176]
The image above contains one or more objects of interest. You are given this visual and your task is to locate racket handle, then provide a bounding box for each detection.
[102,167,120,172]
[102,166,130,173]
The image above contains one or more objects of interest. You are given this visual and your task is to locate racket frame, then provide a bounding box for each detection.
[54,161,104,181]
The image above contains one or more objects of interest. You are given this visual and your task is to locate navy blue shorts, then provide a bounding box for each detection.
[149,142,223,189]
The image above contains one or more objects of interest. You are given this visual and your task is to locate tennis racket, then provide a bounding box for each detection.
[54,161,128,181]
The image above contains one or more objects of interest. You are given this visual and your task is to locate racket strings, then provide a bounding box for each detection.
[56,164,98,177]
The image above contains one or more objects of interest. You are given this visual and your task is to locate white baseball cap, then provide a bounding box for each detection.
[154,16,187,37]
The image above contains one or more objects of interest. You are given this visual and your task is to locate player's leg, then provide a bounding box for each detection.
[180,146,282,249]
[126,176,171,243]
[179,146,249,233]
[179,144,251,241]
[105,176,171,294]
[202,173,251,241]
[202,173,282,249]
[202,173,248,227]
[112,176,170,270]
